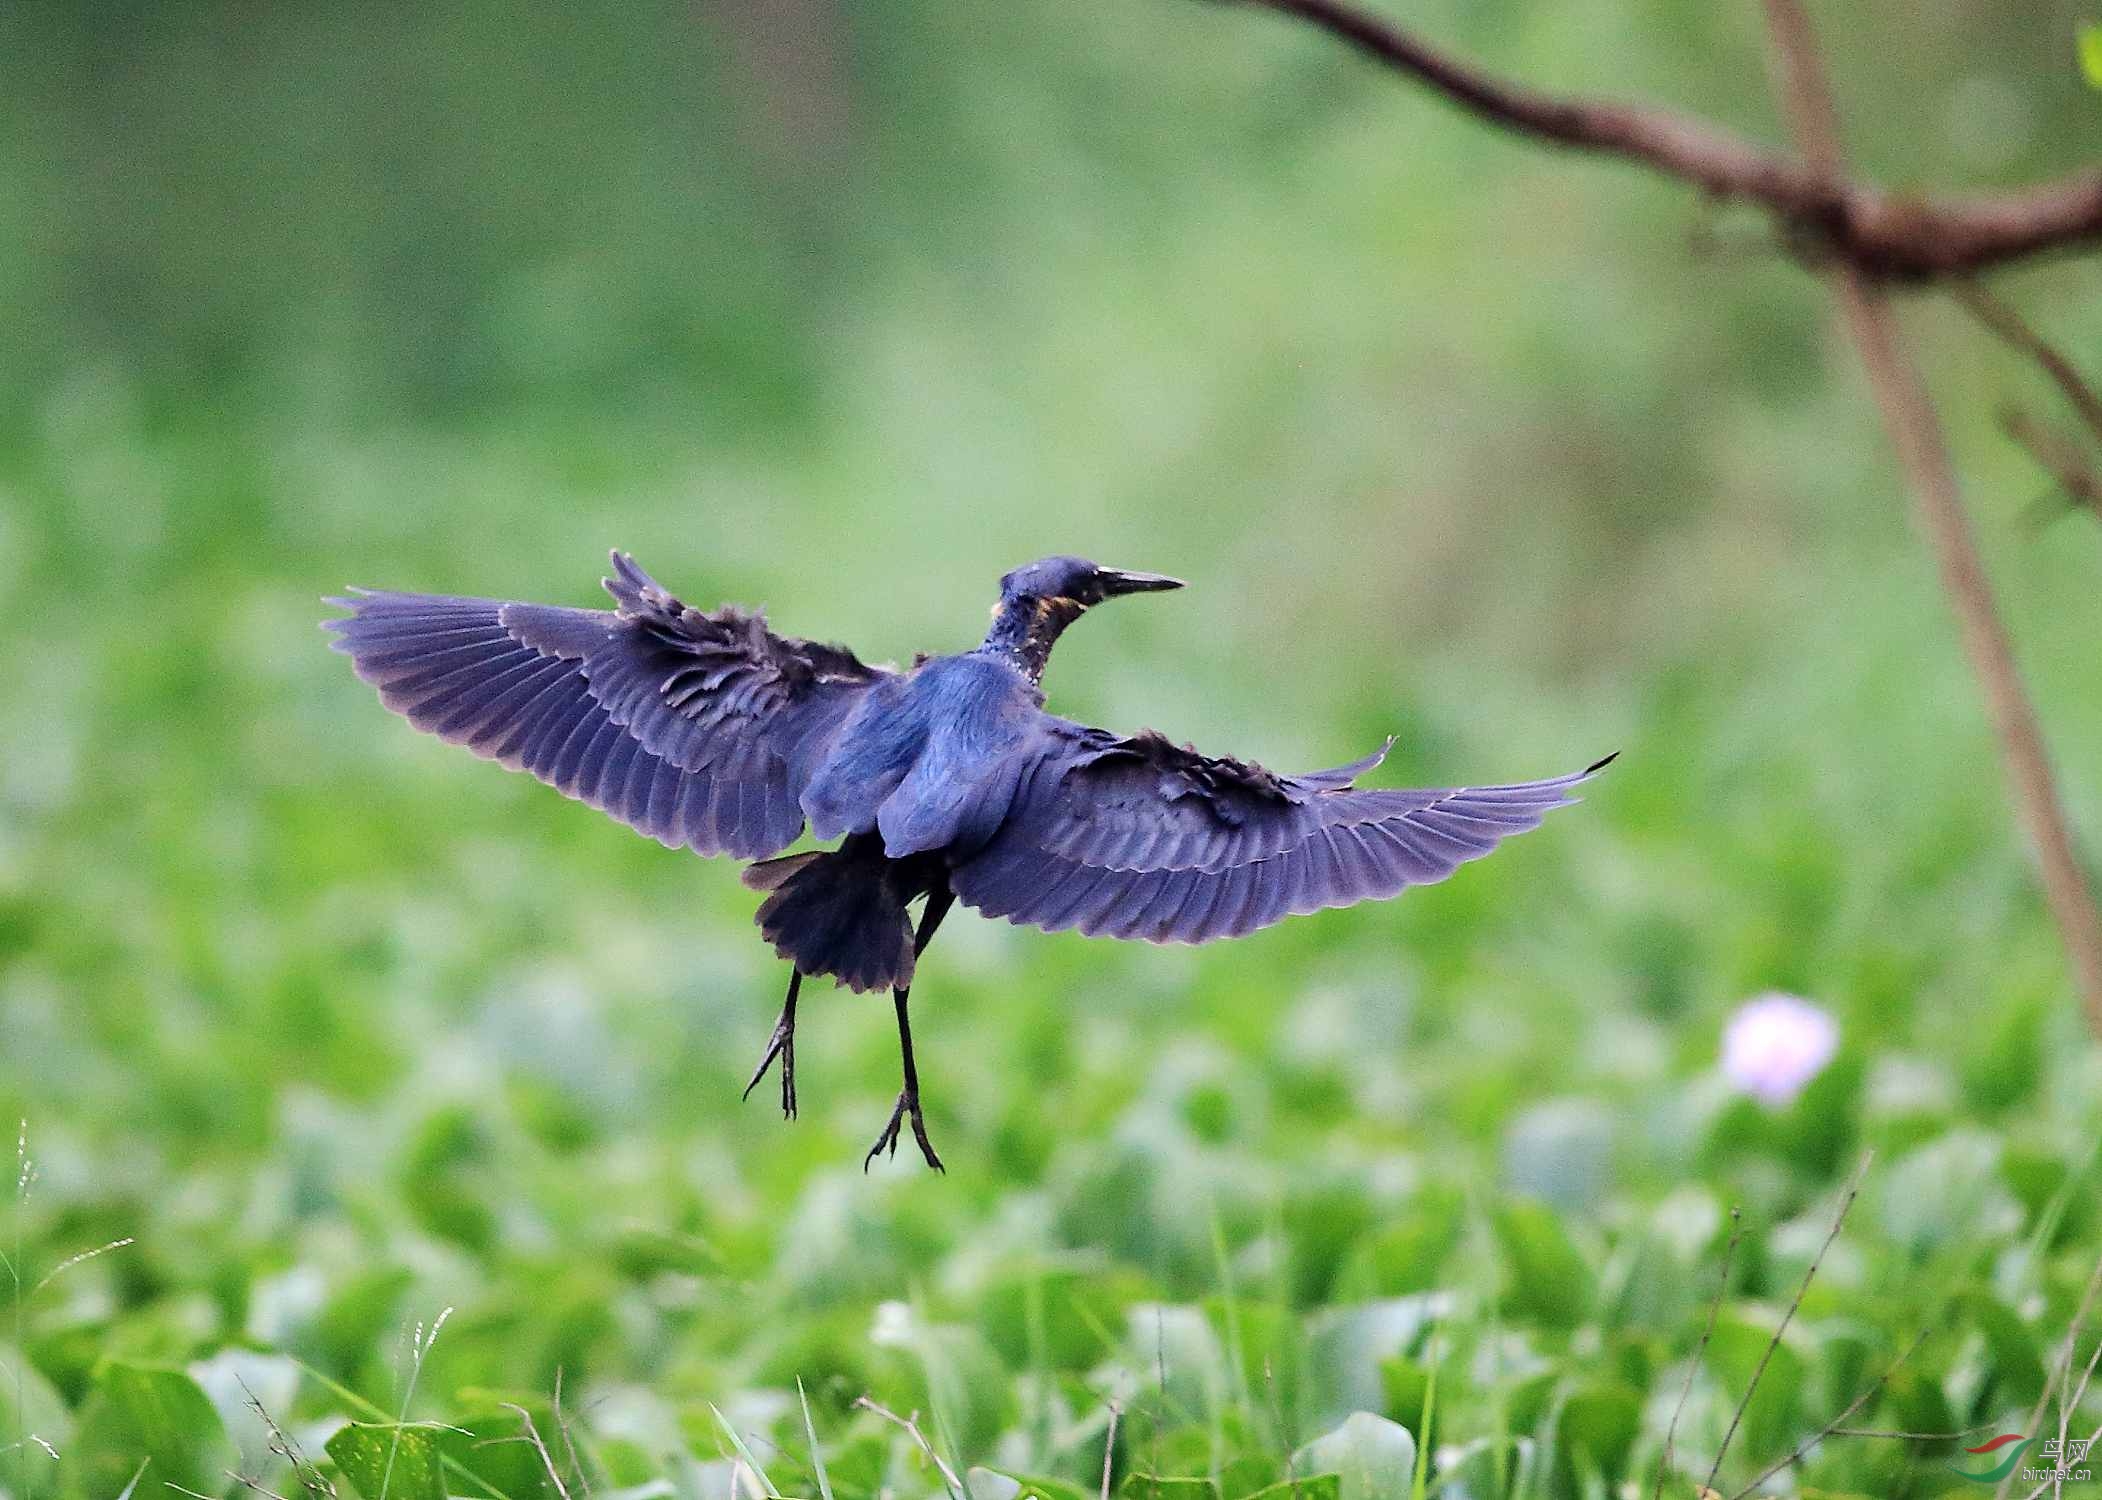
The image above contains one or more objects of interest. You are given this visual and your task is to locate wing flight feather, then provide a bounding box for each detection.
[951,720,1608,943]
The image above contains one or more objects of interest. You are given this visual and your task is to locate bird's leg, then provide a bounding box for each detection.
[866,887,955,1172]
[742,967,802,1120]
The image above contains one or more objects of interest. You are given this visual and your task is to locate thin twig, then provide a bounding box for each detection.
[1957,283,2102,447]
[551,1370,593,1500]
[1101,1400,1121,1500]
[2051,1335,2102,1500]
[1230,0,2102,280]
[853,1397,963,1500]
[221,1471,295,1500]
[2022,1416,2102,1500]
[240,1377,336,1500]
[2001,1251,2102,1500]
[1754,0,2102,1033]
[498,1405,572,1500]
[1704,1153,1871,1495]
[2000,408,2102,527]
[1652,1208,1743,1500]
[1726,1326,1927,1499]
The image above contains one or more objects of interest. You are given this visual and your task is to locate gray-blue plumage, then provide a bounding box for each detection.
[327,550,1609,1169]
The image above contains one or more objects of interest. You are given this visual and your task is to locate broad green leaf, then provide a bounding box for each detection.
[326,1422,448,1500]
[187,1349,302,1477]
[1121,1478,1221,1500]
[438,1397,576,1499]
[1963,1290,2046,1404]
[0,1344,71,1499]
[1492,1200,1597,1329]
[1335,1192,1464,1299]
[976,1471,1091,1500]
[1707,1312,1807,1468]
[1291,1413,1416,1500]
[1238,1479,1340,1500]
[1558,1382,1641,1481]
[2081,23,2102,87]
[59,1362,237,1500]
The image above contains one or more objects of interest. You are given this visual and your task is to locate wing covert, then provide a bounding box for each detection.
[326,552,890,859]
[951,721,1608,943]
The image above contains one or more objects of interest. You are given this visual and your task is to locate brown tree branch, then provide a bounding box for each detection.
[1234,0,2102,280]
[1235,0,2102,1027]
[1756,0,2102,1031]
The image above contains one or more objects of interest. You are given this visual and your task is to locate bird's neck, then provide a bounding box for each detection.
[978,596,1085,685]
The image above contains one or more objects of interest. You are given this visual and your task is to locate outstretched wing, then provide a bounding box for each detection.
[326,551,889,859]
[950,720,1610,944]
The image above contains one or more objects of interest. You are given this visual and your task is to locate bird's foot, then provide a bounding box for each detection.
[864,1089,943,1173]
[741,1017,797,1120]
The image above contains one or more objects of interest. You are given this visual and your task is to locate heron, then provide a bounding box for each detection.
[328,553,1610,1170]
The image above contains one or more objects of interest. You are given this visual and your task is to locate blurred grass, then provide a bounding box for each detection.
[3,1,2102,1496]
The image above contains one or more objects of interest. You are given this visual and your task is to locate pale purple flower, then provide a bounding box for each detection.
[1721,992,1839,1107]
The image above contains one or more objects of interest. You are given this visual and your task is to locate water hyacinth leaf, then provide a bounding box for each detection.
[327,1422,448,1500]
[978,1259,1153,1373]
[1291,1413,1416,1500]
[1706,1312,1807,1467]
[1955,996,2045,1116]
[1962,1290,2045,1403]
[1502,1098,1615,1213]
[1492,1200,1596,1328]
[1335,1190,1465,1297]
[1120,1477,1222,1500]
[1210,1410,1279,1500]
[977,1471,1092,1500]
[439,1400,568,1500]
[1427,1437,1530,1500]
[187,1348,303,1477]
[59,1362,239,1500]
[1777,1051,1863,1176]
[1377,1359,1442,1455]
[966,1471,1021,1500]
[1280,1177,1381,1303]
[1309,1297,1443,1424]
[1205,1296,1305,1419]
[1556,1382,1641,1482]
[0,1346,71,1499]
[1125,1304,1230,1420]
[1238,1477,1340,1500]
[1874,1131,2019,1257]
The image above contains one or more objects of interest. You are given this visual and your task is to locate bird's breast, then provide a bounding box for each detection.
[800,654,1038,857]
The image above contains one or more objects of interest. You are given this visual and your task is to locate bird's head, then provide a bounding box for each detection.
[983,555,1184,682]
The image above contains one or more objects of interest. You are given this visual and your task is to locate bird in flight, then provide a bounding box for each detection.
[329,554,1609,1170]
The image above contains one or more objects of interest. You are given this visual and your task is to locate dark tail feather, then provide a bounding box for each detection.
[743,839,916,993]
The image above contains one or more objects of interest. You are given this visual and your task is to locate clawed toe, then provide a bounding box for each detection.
[864,1090,942,1173]
[744,971,802,1121]
[741,1024,796,1119]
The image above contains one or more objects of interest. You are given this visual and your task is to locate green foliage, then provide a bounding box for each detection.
[57,1364,236,1500]
[1290,1414,1414,1500]
[326,1424,448,1500]
[3,2,2102,1498]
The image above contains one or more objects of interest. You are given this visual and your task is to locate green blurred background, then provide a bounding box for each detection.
[4,2,2102,1496]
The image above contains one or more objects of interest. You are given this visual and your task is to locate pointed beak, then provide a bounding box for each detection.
[1095,567,1186,598]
